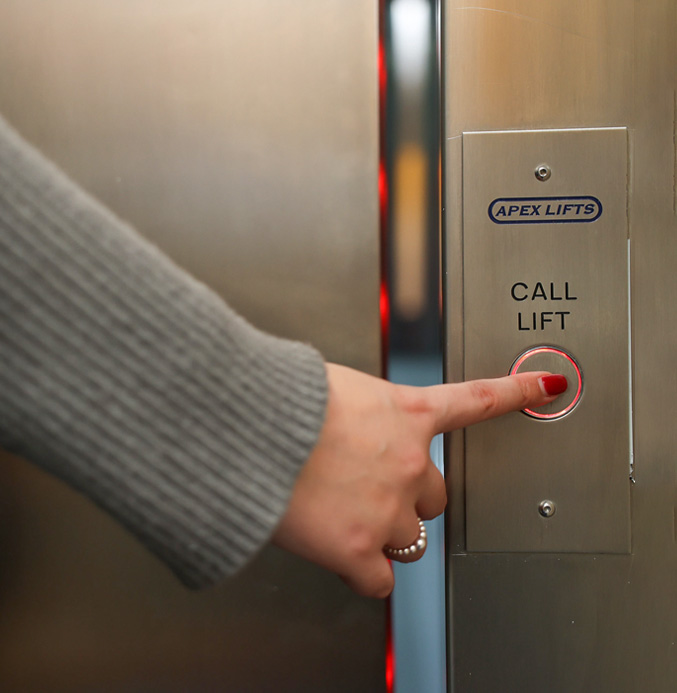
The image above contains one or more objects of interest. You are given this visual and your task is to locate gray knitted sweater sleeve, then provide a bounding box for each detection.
[0,117,328,589]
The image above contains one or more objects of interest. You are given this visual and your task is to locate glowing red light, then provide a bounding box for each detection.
[378,40,387,102]
[510,347,583,419]
[379,5,394,688]
[380,280,390,337]
[385,599,395,693]
[379,162,389,216]
[385,637,395,692]
[378,9,390,375]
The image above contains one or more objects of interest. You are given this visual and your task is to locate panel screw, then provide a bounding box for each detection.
[535,164,552,181]
[539,500,556,518]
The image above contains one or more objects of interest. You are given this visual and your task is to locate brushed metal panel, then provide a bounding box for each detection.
[444,1,677,691]
[0,2,384,691]
[462,127,630,553]
[0,0,379,375]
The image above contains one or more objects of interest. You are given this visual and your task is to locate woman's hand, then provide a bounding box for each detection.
[273,364,567,598]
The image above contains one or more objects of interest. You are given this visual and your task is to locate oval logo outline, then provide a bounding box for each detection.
[488,196,603,225]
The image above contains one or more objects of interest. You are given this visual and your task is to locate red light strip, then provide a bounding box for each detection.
[378,32,390,376]
[510,347,583,420]
[385,601,395,692]
[378,2,394,691]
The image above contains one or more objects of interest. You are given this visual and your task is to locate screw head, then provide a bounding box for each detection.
[535,164,552,182]
[539,500,556,518]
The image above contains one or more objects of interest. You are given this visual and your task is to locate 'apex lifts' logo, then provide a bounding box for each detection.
[488,196,603,225]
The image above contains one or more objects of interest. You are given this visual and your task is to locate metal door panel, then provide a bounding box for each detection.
[0,2,384,690]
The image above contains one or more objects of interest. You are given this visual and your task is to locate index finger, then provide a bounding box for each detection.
[424,371,567,434]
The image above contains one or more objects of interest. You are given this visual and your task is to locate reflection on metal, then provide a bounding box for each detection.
[444,0,677,691]
[390,0,431,321]
[0,2,383,691]
[393,143,428,318]
[385,2,446,692]
[534,164,552,182]
[387,0,440,352]
[538,500,556,519]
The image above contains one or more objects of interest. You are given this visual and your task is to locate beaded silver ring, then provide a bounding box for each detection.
[383,518,427,563]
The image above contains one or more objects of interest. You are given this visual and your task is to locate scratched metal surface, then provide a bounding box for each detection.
[443,1,677,691]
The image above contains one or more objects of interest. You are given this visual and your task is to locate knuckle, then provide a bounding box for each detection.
[382,495,404,528]
[470,381,501,416]
[517,375,534,408]
[341,538,394,598]
[419,480,448,520]
[395,386,437,424]
[432,484,448,516]
[399,446,430,484]
[354,574,394,599]
[357,565,395,599]
[394,385,425,412]
[344,523,380,562]
[370,577,394,599]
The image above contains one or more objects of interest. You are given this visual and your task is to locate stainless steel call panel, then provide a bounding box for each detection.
[462,128,631,553]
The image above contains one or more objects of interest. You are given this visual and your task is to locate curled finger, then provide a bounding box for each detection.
[415,459,446,520]
[341,555,394,599]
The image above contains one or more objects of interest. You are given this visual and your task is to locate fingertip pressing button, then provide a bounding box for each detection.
[540,374,569,396]
[510,346,583,420]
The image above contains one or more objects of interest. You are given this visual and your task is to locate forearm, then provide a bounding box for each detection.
[0,116,328,588]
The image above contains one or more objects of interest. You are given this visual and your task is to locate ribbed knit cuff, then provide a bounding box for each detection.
[0,116,328,588]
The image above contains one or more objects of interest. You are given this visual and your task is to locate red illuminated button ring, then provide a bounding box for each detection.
[509,346,583,420]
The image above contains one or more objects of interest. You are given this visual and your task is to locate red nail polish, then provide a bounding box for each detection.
[541,374,568,396]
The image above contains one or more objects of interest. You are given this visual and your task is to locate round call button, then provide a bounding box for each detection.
[509,346,583,420]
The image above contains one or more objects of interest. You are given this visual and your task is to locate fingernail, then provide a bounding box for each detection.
[540,374,568,396]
